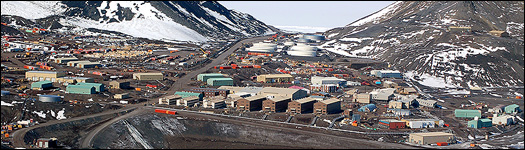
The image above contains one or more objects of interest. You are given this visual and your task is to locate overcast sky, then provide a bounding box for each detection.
[220,1,395,32]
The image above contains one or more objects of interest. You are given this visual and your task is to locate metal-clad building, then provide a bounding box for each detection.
[76,62,102,68]
[314,98,341,114]
[203,97,226,109]
[454,109,481,118]
[504,104,521,114]
[257,74,293,83]
[31,81,53,90]
[311,76,346,87]
[174,92,203,101]
[26,71,66,82]
[416,99,437,108]
[114,93,130,99]
[176,96,200,107]
[76,82,105,92]
[67,61,90,67]
[288,97,317,114]
[377,70,402,78]
[237,95,266,111]
[54,57,78,64]
[492,114,515,125]
[353,93,371,103]
[39,95,61,102]
[66,85,96,94]
[258,87,307,100]
[207,78,233,86]
[197,73,225,82]
[262,96,291,112]
[468,118,492,128]
[109,81,130,89]
[133,73,163,80]
[56,77,94,84]
[358,104,377,112]
[409,132,454,145]
[159,95,182,105]
[378,119,406,129]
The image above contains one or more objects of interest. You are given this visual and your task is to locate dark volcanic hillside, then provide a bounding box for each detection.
[1,1,277,42]
[323,1,524,88]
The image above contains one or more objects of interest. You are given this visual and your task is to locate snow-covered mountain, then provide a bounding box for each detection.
[322,1,524,88]
[1,1,277,42]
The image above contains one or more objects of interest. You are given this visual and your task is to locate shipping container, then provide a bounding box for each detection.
[154,109,176,115]
[135,88,141,91]
[436,142,448,146]
[146,84,158,88]
[253,65,261,68]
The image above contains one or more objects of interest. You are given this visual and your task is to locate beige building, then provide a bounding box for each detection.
[159,95,182,105]
[109,80,130,89]
[114,93,130,99]
[133,73,163,80]
[408,132,455,145]
[353,93,371,103]
[257,87,307,100]
[257,74,293,83]
[26,71,66,82]
[54,57,78,64]
[56,77,94,84]
[176,96,200,107]
[67,61,90,67]
[488,30,509,37]
[203,97,226,109]
[389,100,404,109]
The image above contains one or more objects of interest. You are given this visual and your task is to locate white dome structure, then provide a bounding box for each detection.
[287,43,317,57]
[245,42,277,52]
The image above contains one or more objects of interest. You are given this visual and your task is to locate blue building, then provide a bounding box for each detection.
[358,104,377,112]
[377,70,402,78]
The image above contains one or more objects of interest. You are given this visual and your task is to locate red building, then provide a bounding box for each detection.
[378,119,406,129]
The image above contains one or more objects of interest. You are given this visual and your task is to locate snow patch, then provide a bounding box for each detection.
[32,111,46,118]
[1,101,14,106]
[56,108,66,120]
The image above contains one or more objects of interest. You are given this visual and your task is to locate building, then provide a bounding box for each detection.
[109,81,130,89]
[358,104,377,112]
[504,104,521,114]
[408,132,455,145]
[287,43,317,57]
[400,87,417,95]
[314,98,341,115]
[345,89,358,96]
[488,104,505,114]
[197,73,225,82]
[224,96,244,108]
[257,74,293,83]
[353,93,371,103]
[455,109,481,118]
[343,109,353,117]
[26,71,66,82]
[218,86,246,94]
[376,70,402,78]
[76,82,105,92]
[447,26,471,33]
[54,57,78,64]
[258,87,307,100]
[262,96,291,112]
[35,138,58,148]
[185,88,229,98]
[56,77,94,84]
[302,34,325,42]
[488,30,510,37]
[76,61,102,68]
[114,93,130,99]
[39,95,61,102]
[382,80,398,88]
[492,114,515,125]
[203,97,226,109]
[159,95,182,105]
[67,60,90,67]
[389,100,405,109]
[237,95,266,111]
[416,99,437,108]
[468,117,492,128]
[310,84,338,93]
[379,119,406,129]
[66,85,96,94]
[370,88,395,101]
[402,119,443,128]
[133,73,163,81]
[174,92,203,101]
[245,42,277,52]
[287,97,317,114]
[176,96,200,107]
[311,76,346,87]
[31,80,53,90]
[387,108,411,116]
[207,78,233,86]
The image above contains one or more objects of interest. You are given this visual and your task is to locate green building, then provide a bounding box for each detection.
[467,118,492,128]
[66,85,96,94]
[207,78,233,86]
[505,104,521,114]
[174,92,203,101]
[31,81,53,90]
[76,82,105,92]
[197,73,225,82]
[455,109,481,118]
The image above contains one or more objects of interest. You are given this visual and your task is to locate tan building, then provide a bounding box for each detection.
[383,80,398,88]
[236,95,266,111]
[203,97,226,109]
[353,93,371,103]
[400,87,418,95]
[314,98,341,115]
[26,71,66,82]
[257,87,307,100]
[447,26,471,33]
[56,77,94,84]
[288,97,317,114]
[257,74,293,83]
[54,57,78,64]
[67,60,91,67]
[159,95,182,105]
[262,96,291,112]
[176,96,200,107]
[389,100,404,109]
[133,73,163,80]
[109,80,130,89]
[218,86,244,94]
[114,93,130,99]
[488,30,509,37]
[408,132,455,145]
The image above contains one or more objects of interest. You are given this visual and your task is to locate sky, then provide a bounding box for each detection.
[220,1,395,33]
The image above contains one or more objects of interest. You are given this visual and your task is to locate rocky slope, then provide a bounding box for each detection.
[322,1,524,88]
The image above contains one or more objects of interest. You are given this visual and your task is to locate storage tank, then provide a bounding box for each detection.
[303,35,325,41]
[39,95,62,102]
[297,38,311,43]
[287,43,317,57]
[245,42,277,52]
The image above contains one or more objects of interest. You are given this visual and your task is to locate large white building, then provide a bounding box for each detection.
[311,76,346,87]
[492,114,515,125]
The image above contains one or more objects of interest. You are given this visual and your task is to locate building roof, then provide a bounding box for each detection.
[163,95,182,100]
[39,95,61,98]
[60,76,92,80]
[67,84,95,89]
[259,74,293,78]
[208,78,233,81]
[218,86,244,93]
[294,97,318,104]
[77,62,101,65]
[404,88,417,92]
[32,80,52,84]
[133,72,163,75]
[76,82,103,86]
[259,87,300,96]
[68,60,90,64]
[244,95,266,101]
[410,132,453,137]
[378,70,401,74]
[181,96,200,101]
[268,96,291,102]
[288,85,305,89]
[27,71,59,74]
[55,57,78,60]
[319,98,340,104]
[190,88,229,92]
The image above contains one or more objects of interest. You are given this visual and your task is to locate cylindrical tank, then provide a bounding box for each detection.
[303,34,326,41]
[39,95,61,102]
[245,42,277,52]
[287,44,317,57]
